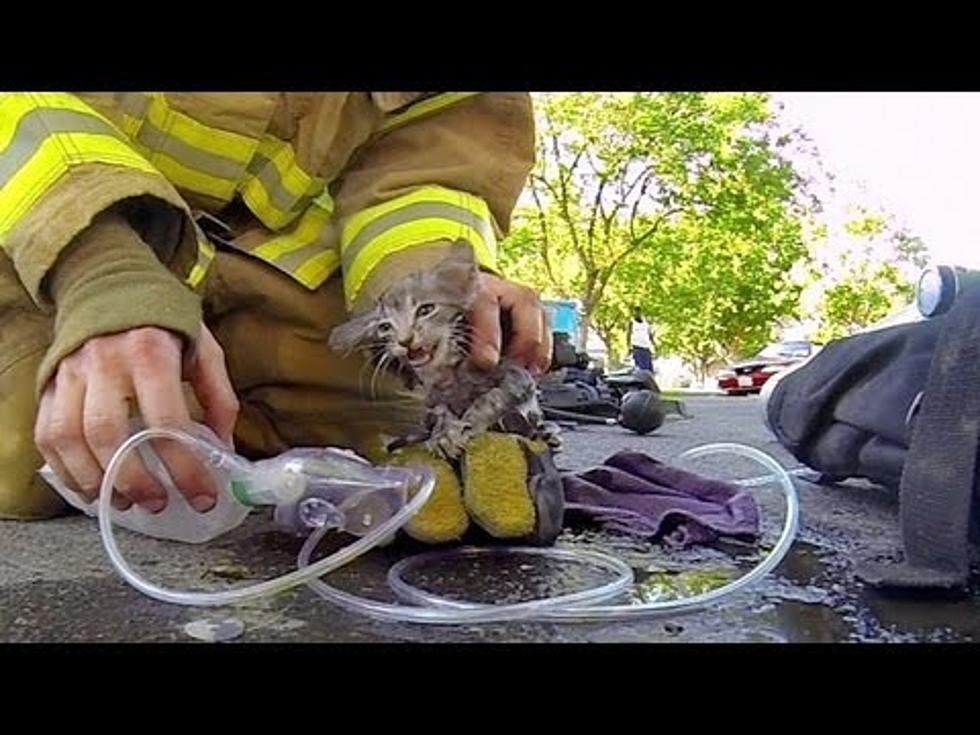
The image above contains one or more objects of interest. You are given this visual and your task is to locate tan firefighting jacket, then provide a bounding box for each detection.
[0,92,535,391]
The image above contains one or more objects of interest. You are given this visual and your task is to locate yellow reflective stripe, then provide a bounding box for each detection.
[0,100,158,240]
[252,195,333,261]
[127,93,260,202]
[239,135,325,231]
[186,232,215,289]
[144,94,256,163]
[120,113,142,138]
[245,191,338,288]
[344,218,495,307]
[0,93,123,148]
[378,93,481,134]
[145,153,237,202]
[294,248,340,288]
[341,186,494,249]
[1,107,129,187]
[253,136,321,200]
[0,92,216,288]
[340,186,497,307]
[0,132,158,240]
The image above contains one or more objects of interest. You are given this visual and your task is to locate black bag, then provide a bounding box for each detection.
[766,285,980,590]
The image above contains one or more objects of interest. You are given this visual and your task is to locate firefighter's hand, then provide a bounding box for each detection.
[34,324,239,513]
[469,273,552,374]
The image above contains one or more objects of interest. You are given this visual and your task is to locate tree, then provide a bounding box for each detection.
[808,207,929,342]
[595,214,809,381]
[501,93,819,376]
[501,93,681,351]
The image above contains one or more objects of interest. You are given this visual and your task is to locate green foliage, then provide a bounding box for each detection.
[500,92,817,377]
[808,208,928,342]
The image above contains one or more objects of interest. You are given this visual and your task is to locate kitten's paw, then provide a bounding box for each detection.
[533,420,563,453]
[541,421,564,453]
[427,418,473,461]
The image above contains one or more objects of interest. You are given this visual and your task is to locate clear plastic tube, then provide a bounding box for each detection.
[298,540,635,624]
[96,426,436,607]
[300,442,800,624]
[95,428,797,622]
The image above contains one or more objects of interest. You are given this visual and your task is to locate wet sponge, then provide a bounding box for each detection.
[461,433,537,539]
[390,445,469,544]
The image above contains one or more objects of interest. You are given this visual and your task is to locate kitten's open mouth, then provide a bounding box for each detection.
[407,347,433,367]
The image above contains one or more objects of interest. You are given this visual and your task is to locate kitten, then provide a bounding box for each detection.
[329,243,560,460]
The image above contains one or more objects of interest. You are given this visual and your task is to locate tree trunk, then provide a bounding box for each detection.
[696,357,711,386]
[594,325,620,367]
[578,308,592,353]
[578,279,598,353]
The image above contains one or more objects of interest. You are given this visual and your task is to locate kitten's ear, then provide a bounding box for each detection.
[444,241,478,268]
[433,241,480,293]
[328,312,379,353]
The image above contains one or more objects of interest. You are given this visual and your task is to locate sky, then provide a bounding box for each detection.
[775,93,980,270]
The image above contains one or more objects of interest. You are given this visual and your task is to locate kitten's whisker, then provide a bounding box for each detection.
[341,338,385,362]
[368,348,393,397]
[370,351,392,401]
[369,358,381,401]
[359,350,382,396]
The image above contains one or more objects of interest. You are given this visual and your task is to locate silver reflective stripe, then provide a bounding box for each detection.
[272,237,331,273]
[115,92,151,118]
[0,108,121,188]
[136,118,244,181]
[245,152,317,214]
[341,201,494,272]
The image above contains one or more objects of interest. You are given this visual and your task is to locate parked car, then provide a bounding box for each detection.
[716,340,819,396]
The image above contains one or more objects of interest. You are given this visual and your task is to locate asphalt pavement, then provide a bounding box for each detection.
[2,395,976,643]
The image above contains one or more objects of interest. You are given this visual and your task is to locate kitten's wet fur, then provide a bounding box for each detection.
[329,243,559,460]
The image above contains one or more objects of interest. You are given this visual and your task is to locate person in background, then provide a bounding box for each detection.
[630,306,655,373]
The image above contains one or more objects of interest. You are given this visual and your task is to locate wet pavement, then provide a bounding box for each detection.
[2,395,978,643]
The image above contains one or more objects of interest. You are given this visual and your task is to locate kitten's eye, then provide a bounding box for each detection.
[416,303,436,318]
[377,322,394,337]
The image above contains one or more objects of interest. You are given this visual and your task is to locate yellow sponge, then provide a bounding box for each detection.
[390,445,469,544]
[461,433,536,539]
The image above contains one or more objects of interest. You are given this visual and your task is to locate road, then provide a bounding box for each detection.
[2,395,977,643]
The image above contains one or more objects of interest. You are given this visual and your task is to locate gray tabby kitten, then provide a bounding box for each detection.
[329,243,559,460]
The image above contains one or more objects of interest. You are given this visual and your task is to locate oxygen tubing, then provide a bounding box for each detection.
[96,426,438,606]
[96,428,798,622]
[298,442,799,624]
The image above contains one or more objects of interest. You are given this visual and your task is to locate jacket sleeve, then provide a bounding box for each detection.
[34,210,203,396]
[0,93,206,393]
[0,93,205,304]
[332,92,535,312]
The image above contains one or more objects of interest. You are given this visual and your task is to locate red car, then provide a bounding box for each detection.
[716,341,818,396]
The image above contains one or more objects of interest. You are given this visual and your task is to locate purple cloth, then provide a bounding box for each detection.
[561,451,761,548]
